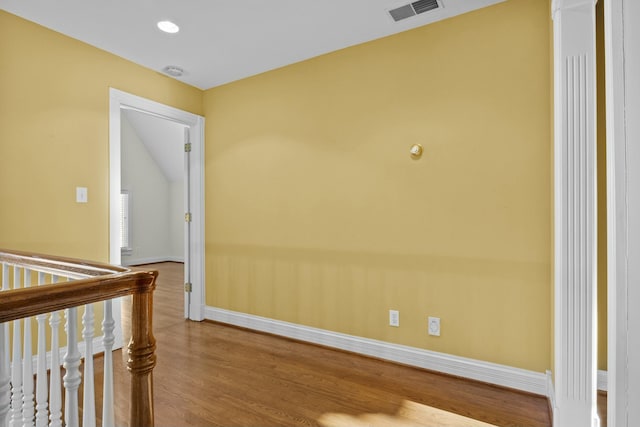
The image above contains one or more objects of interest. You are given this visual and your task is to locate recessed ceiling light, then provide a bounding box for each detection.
[157,20,179,34]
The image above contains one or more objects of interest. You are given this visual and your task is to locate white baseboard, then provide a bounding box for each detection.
[122,256,184,266]
[204,306,548,396]
[545,368,606,424]
[546,370,556,417]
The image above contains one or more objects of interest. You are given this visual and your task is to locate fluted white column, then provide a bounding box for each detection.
[552,1,599,426]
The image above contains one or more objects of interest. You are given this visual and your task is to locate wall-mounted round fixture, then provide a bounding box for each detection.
[161,65,184,77]
[409,144,423,159]
[157,20,180,34]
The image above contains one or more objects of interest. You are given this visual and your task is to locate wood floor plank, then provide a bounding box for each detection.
[104,262,553,427]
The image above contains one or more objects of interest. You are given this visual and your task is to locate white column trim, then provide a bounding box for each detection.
[552,1,599,426]
[604,0,626,420]
[552,0,596,17]
[604,0,640,425]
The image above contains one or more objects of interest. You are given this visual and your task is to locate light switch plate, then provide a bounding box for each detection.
[76,187,88,203]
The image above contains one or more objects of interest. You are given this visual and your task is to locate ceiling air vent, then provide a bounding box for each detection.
[412,0,439,14]
[388,0,440,22]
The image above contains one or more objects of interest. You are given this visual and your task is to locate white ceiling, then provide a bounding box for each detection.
[123,109,186,183]
[1,0,505,90]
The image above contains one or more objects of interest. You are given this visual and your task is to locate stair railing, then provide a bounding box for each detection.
[0,250,157,427]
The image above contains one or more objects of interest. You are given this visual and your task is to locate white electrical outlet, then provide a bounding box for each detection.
[428,316,440,336]
[389,310,399,327]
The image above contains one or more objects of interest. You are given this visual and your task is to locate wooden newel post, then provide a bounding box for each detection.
[127,275,157,427]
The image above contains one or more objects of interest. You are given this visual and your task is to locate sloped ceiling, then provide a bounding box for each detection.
[123,109,185,183]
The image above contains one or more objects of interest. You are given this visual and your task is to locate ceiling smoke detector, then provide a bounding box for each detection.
[162,65,184,77]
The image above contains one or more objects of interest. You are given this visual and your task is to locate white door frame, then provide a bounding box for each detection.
[605,0,640,425]
[109,88,205,321]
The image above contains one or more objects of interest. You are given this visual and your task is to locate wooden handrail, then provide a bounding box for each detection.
[0,249,158,427]
[0,249,124,279]
[0,271,156,323]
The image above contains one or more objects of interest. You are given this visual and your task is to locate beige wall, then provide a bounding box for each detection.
[0,10,202,262]
[204,0,552,372]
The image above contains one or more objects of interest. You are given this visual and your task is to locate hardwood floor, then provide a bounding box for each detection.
[106,262,555,426]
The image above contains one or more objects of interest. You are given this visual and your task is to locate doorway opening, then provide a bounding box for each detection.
[109,88,205,321]
[120,109,186,267]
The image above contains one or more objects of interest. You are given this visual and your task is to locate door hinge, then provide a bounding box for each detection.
[184,282,193,293]
[185,212,192,222]
[184,142,192,152]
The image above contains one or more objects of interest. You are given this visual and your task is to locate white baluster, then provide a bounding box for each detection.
[21,270,34,427]
[34,273,48,427]
[63,307,81,427]
[9,267,22,427]
[0,264,10,427]
[48,306,62,427]
[82,304,95,427]
[101,300,115,427]
[0,320,8,427]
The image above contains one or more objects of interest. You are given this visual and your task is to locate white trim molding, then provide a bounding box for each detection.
[547,370,557,414]
[205,306,548,396]
[598,370,607,392]
[121,256,184,266]
[552,0,599,426]
[546,369,608,421]
[605,0,640,425]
